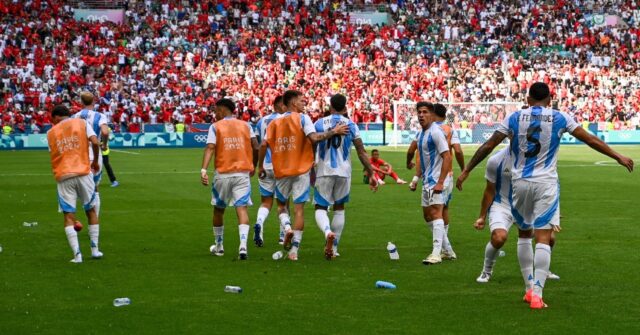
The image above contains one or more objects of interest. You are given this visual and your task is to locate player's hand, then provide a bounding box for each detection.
[474,218,485,230]
[456,170,469,191]
[100,143,108,151]
[409,180,418,192]
[433,182,444,194]
[249,169,256,177]
[91,160,100,173]
[332,124,349,136]
[407,162,415,170]
[258,167,266,180]
[616,155,634,172]
[368,175,378,192]
[552,225,562,233]
[201,170,209,186]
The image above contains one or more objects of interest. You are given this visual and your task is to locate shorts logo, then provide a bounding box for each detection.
[194,135,208,143]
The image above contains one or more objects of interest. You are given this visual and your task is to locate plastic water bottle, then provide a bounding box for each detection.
[498,250,506,257]
[375,281,397,289]
[272,251,284,260]
[113,298,131,307]
[387,242,399,260]
[224,286,242,293]
[23,222,38,227]
[0,244,3,253]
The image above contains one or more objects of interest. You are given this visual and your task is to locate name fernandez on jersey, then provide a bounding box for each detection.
[518,114,554,123]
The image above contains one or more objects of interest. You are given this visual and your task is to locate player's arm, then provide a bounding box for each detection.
[571,127,634,172]
[410,155,422,191]
[89,134,100,173]
[99,123,110,151]
[200,143,215,186]
[353,138,378,191]
[434,150,452,193]
[475,181,496,230]
[307,123,349,143]
[406,140,417,169]
[456,131,506,190]
[452,143,465,171]
[257,141,268,179]
[251,137,260,170]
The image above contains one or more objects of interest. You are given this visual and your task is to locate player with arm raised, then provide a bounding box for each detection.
[71,92,110,253]
[457,82,634,309]
[257,90,348,261]
[409,101,452,265]
[253,95,287,247]
[200,99,260,260]
[47,105,102,262]
[313,94,377,260]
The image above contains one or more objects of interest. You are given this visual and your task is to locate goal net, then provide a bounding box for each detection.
[390,101,522,146]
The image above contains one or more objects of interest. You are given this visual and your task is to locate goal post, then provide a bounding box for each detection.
[390,101,522,146]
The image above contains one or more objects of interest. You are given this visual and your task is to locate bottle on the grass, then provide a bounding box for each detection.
[113,298,131,307]
[224,286,242,293]
[387,242,399,260]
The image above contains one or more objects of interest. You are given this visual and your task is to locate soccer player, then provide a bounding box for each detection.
[47,105,102,263]
[257,90,348,261]
[370,149,407,185]
[72,92,110,217]
[474,147,560,283]
[457,82,634,309]
[253,95,287,247]
[409,101,452,265]
[313,94,378,260]
[200,99,259,260]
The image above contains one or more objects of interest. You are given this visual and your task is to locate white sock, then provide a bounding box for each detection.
[431,219,445,256]
[315,209,332,239]
[279,213,292,232]
[65,225,81,257]
[290,230,303,254]
[88,224,99,252]
[483,242,499,274]
[517,237,534,291]
[213,226,224,245]
[94,192,101,217]
[533,243,552,297]
[256,207,269,227]
[442,224,453,253]
[331,210,345,252]
[239,224,249,249]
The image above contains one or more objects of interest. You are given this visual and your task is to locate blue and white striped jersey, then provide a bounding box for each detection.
[416,123,449,188]
[485,147,511,207]
[72,109,107,161]
[497,106,578,183]
[314,114,360,178]
[256,112,283,170]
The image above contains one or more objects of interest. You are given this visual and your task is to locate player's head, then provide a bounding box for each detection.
[283,90,305,113]
[432,103,447,121]
[80,91,94,108]
[416,101,433,128]
[527,82,551,107]
[51,104,71,124]
[330,94,347,115]
[215,98,235,119]
[371,149,380,160]
[273,95,285,113]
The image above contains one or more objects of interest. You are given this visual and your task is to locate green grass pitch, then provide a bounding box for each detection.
[1,146,639,334]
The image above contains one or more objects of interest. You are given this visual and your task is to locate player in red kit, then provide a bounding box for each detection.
[369,149,407,185]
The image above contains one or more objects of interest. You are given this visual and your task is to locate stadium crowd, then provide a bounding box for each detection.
[2,0,640,134]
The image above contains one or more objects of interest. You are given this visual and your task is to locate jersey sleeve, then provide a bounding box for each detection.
[497,112,516,136]
[301,114,315,136]
[349,121,360,139]
[451,129,460,145]
[86,122,97,139]
[99,114,108,126]
[561,112,579,133]
[206,124,216,144]
[255,118,264,142]
[247,123,256,138]
[314,119,324,133]
[434,129,449,154]
[484,154,499,184]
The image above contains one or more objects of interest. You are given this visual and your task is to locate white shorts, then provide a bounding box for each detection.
[258,169,276,197]
[488,203,513,232]
[275,172,310,204]
[57,174,96,213]
[442,175,454,206]
[421,185,445,207]
[211,175,252,208]
[313,176,351,207]
[511,179,560,230]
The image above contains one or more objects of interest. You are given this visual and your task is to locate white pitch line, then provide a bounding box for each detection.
[110,149,141,155]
